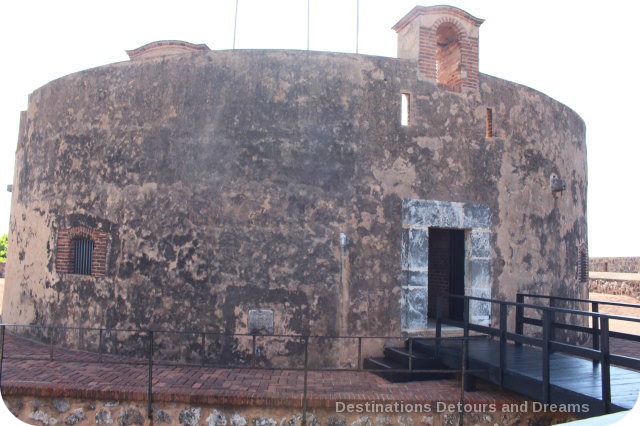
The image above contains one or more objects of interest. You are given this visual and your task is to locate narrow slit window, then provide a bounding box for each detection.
[486,108,493,138]
[401,93,410,126]
[73,238,94,275]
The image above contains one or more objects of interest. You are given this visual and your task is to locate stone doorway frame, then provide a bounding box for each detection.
[401,199,492,331]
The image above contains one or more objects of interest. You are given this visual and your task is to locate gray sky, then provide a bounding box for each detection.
[0,0,639,256]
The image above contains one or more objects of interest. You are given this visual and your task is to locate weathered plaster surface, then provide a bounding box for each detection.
[3,49,587,357]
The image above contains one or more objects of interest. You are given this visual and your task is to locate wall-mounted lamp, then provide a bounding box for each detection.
[550,173,566,197]
[339,233,348,252]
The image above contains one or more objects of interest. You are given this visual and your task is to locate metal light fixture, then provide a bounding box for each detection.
[550,173,566,197]
[339,233,348,251]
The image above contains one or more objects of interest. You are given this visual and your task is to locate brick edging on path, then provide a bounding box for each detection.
[1,368,523,410]
[1,381,303,408]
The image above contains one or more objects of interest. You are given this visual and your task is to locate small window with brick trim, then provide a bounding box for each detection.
[56,226,109,277]
[73,238,94,275]
[401,93,411,126]
[486,108,493,138]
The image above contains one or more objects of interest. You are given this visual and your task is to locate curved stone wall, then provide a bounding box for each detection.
[3,49,587,358]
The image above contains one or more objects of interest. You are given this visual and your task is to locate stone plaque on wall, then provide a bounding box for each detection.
[248,309,274,335]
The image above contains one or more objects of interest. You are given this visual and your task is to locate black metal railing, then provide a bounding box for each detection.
[0,323,486,424]
[517,293,640,354]
[436,293,640,414]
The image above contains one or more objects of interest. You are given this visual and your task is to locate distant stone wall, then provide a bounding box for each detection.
[590,257,640,273]
[590,278,640,299]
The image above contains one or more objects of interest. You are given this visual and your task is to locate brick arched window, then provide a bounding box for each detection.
[435,23,462,91]
[56,227,109,277]
[393,6,483,92]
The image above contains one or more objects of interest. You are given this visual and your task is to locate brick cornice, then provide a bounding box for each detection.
[392,5,484,33]
[126,40,211,60]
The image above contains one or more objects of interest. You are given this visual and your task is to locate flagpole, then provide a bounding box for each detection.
[233,0,239,49]
[307,0,310,50]
[356,0,360,53]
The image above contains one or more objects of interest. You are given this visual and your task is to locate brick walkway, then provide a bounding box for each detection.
[0,334,527,408]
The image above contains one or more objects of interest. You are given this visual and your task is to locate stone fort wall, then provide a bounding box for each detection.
[3,6,587,361]
[2,396,578,426]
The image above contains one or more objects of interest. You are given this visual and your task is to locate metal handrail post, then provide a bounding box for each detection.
[436,295,443,357]
[0,325,5,388]
[49,326,54,361]
[462,297,472,392]
[600,318,611,413]
[459,336,468,426]
[98,328,103,363]
[302,336,309,426]
[408,338,413,371]
[549,297,556,344]
[499,302,507,388]
[201,332,206,366]
[463,298,470,338]
[542,310,551,403]
[252,334,257,368]
[147,330,154,419]
[515,294,524,347]
[592,302,600,366]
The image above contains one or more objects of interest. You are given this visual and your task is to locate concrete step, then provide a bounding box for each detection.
[383,346,439,369]
[363,352,455,383]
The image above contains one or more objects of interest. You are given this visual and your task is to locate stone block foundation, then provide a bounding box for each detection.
[2,395,580,426]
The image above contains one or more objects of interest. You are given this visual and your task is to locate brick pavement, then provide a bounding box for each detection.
[0,333,528,408]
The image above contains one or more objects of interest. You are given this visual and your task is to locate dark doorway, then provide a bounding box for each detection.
[427,228,465,321]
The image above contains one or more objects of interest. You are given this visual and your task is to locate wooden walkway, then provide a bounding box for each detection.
[415,337,640,415]
[421,293,640,417]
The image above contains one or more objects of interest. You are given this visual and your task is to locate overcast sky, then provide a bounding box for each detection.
[0,0,639,257]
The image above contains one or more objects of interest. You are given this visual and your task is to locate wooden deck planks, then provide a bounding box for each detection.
[416,337,640,412]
